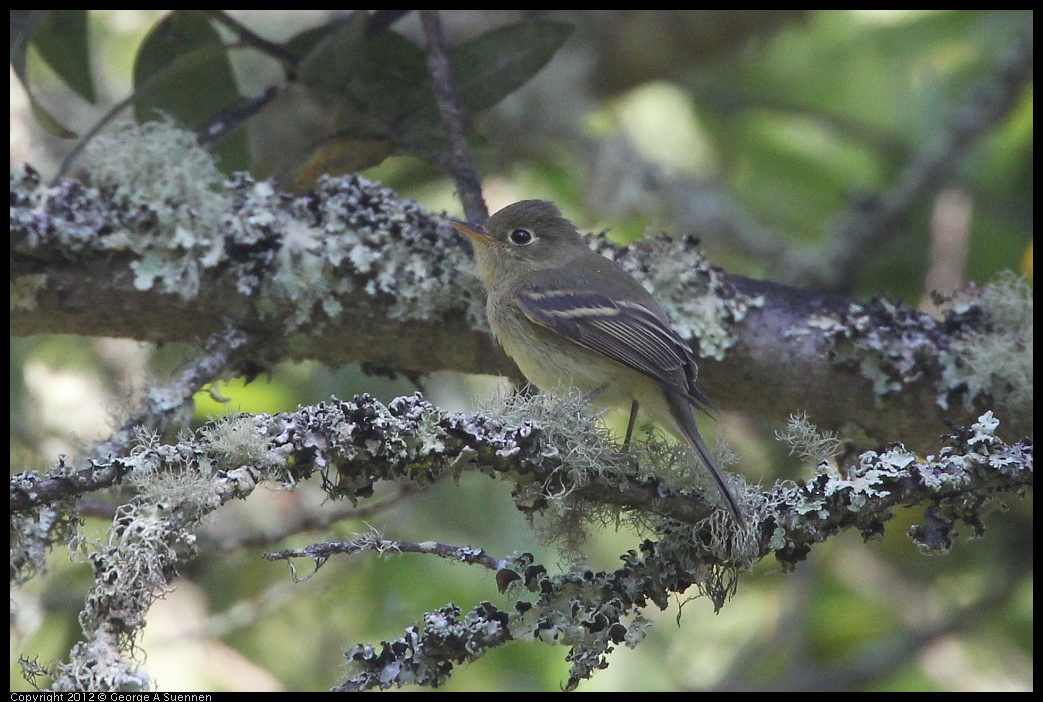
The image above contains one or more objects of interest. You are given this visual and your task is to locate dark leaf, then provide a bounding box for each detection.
[365,19,574,154]
[294,12,368,95]
[350,31,435,130]
[277,17,573,174]
[31,10,97,103]
[132,10,249,173]
[450,20,574,115]
[10,10,78,137]
[392,19,574,153]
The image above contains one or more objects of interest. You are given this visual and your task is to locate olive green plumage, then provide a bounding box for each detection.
[453,200,744,526]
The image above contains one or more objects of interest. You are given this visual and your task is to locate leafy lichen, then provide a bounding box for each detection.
[810,271,1032,415]
[79,119,230,299]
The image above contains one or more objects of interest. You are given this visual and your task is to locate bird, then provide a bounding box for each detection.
[451,200,745,526]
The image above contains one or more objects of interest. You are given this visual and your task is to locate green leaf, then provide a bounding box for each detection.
[31,10,97,103]
[450,20,573,115]
[294,12,369,95]
[349,31,435,128]
[10,10,78,137]
[132,10,249,173]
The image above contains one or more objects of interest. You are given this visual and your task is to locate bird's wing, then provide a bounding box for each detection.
[514,267,714,414]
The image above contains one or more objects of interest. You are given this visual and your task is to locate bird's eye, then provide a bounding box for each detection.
[509,228,534,246]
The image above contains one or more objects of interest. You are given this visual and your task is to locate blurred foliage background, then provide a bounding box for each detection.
[10,10,1032,691]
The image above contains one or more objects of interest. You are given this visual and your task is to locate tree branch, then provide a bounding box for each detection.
[17,393,1025,689]
[263,527,504,574]
[11,163,1030,451]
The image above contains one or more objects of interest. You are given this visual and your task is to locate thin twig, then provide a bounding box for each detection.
[200,10,299,72]
[263,529,504,573]
[419,10,489,224]
[92,326,252,460]
[203,484,419,552]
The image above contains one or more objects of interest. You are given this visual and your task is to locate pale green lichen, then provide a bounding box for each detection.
[201,414,288,477]
[480,387,620,494]
[78,119,230,299]
[811,271,1032,413]
[776,411,844,469]
[948,272,1032,416]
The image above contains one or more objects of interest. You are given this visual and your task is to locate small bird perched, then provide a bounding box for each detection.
[452,200,745,526]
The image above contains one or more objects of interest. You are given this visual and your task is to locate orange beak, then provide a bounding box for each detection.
[450,220,500,245]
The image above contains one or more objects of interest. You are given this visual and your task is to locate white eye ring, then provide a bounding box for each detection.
[509,228,534,246]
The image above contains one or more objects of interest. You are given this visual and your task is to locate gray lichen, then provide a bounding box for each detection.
[810,296,950,401]
[808,273,1032,418]
[223,172,487,332]
[11,122,489,339]
[11,385,1031,691]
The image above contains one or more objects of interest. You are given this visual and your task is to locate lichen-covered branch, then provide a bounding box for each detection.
[11,133,1032,450]
[10,389,1031,690]
[9,117,495,378]
[317,404,1031,691]
[263,398,1028,691]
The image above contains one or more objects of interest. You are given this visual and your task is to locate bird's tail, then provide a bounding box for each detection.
[667,392,746,527]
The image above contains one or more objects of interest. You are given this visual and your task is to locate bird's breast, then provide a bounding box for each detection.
[488,293,649,411]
